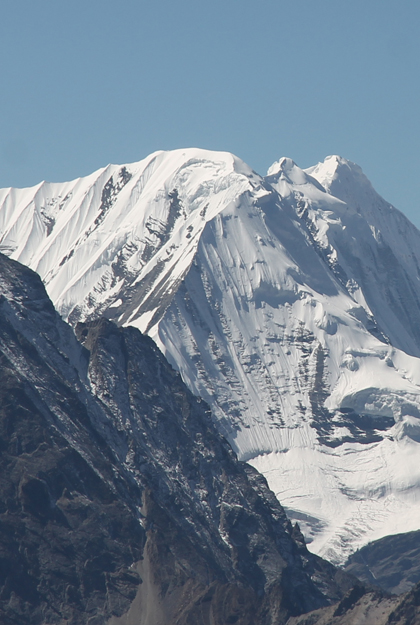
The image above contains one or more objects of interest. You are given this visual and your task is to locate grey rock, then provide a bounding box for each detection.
[343,531,420,595]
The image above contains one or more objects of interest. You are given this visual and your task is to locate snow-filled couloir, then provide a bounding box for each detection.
[2,147,420,564]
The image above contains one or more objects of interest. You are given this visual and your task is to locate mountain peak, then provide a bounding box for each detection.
[267,156,298,175]
[266,156,325,193]
[304,155,374,201]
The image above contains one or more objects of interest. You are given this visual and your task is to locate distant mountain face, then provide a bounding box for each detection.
[288,581,420,625]
[343,530,420,595]
[0,252,356,624]
[2,148,420,564]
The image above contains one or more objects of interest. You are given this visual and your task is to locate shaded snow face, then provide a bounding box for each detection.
[3,148,420,564]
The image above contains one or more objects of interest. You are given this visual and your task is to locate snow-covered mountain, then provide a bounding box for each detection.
[2,148,420,564]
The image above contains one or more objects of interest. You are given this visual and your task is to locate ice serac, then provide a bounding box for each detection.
[2,148,420,565]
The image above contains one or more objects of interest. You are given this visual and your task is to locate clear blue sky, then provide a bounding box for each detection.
[1,1,420,225]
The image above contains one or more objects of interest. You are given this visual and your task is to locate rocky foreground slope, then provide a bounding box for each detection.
[0,252,360,624]
[288,582,420,625]
[2,149,420,563]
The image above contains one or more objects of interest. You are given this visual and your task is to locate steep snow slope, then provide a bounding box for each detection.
[0,149,255,329]
[302,155,420,358]
[2,148,420,564]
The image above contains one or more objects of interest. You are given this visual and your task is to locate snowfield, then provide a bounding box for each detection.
[2,147,420,564]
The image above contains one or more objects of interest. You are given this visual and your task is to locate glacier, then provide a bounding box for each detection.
[2,147,420,564]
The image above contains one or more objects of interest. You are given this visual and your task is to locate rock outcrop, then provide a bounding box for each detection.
[0,252,356,624]
[343,531,420,595]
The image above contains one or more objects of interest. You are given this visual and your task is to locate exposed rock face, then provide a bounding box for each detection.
[287,582,420,625]
[0,255,145,624]
[343,531,420,595]
[0,252,356,624]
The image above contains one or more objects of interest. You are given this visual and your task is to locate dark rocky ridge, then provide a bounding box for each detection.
[287,582,420,625]
[343,531,420,595]
[0,252,358,624]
